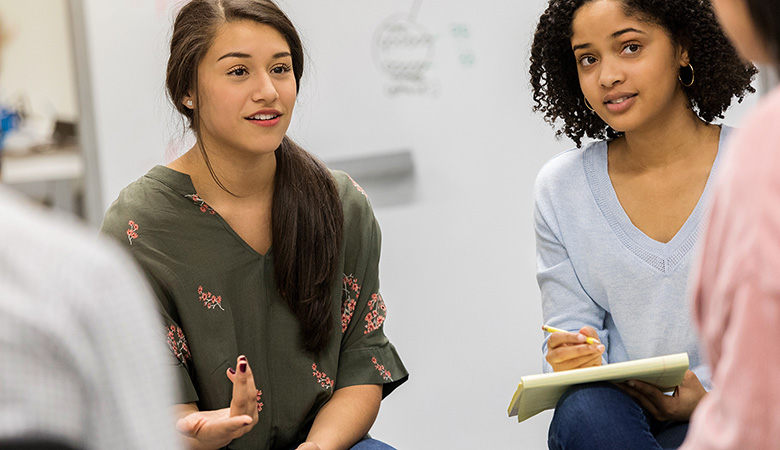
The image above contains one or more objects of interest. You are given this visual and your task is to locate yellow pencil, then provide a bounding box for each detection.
[542,325,601,345]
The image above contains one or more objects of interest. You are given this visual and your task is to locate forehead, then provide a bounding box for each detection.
[571,0,655,45]
[205,20,290,61]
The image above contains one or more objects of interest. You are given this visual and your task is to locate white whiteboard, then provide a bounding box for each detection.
[74,1,763,448]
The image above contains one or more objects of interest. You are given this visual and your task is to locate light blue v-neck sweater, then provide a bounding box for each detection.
[533,126,732,390]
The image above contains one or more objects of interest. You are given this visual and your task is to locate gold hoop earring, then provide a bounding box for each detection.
[584,96,595,112]
[678,63,694,87]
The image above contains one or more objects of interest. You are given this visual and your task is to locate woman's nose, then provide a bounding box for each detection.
[252,73,279,103]
[598,56,624,87]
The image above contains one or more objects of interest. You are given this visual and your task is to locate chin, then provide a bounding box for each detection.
[599,115,640,135]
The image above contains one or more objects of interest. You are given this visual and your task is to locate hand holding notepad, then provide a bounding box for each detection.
[507,352,690,423]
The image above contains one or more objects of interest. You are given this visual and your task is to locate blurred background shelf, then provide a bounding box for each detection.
[1,145,84,214]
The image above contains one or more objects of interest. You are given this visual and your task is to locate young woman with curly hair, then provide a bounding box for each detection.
[529,0,755,448]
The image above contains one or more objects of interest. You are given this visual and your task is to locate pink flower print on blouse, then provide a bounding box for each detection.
[184,193,216,214]
[256,389,264,412]
[126,220,139,245]
[372,356,393,381]
[311,363,334,390]
[166,324,191,366]
[346,173,367,198]
[198,285,225,311]
[364,293,387,334]
[341,274,360,332]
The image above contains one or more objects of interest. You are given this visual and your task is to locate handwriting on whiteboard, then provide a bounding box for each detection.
[371,1,475,98]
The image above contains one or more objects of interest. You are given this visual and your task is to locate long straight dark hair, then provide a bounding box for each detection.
[166,0,343,353]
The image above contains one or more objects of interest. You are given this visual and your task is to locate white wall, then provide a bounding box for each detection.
[74,1,762,449]
[0,0,78,122]
[74,0,180,221]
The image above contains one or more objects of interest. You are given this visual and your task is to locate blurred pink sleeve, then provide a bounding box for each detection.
[682,87,780,450]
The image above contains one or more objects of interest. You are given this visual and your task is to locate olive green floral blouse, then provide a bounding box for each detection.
[101,166,407,450]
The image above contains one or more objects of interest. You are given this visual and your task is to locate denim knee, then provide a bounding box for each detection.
[548,382,659,450]
[350,438,397,450]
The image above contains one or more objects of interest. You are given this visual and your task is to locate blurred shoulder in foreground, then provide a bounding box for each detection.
[0,186,183,450]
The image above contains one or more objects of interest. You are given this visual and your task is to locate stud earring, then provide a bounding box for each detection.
[186,100,193,108]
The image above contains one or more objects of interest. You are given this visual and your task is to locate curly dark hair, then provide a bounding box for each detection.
[530,0,757,146]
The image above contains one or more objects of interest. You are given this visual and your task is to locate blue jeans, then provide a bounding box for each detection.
[290,439,395,450]
[351,438,396,450]
[548,382,689,450]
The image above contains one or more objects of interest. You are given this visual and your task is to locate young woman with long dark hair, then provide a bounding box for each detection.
[101,1,407,449]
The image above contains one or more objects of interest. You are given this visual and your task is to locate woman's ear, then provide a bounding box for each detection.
[679,47,691,68]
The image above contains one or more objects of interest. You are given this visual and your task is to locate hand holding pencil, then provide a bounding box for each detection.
[543,324,605,372]
[543,325,601,345]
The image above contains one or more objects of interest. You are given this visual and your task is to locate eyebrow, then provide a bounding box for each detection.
[217,51,292,61]
[571,27,647,52]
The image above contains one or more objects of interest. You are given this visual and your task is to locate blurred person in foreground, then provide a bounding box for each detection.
[0,19,184,450]
[680,1,780,449]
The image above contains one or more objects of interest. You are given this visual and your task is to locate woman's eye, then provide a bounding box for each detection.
[623,43,641,54]
[579,55,597,67]
[271,64,292,75]
[228,67,248,76]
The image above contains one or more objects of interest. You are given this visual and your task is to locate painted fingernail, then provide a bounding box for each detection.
[238,355,247,362]
[228,367,235,375]
[239,361,247,373]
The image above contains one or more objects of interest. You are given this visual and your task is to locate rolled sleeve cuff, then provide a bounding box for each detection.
[335,343,408,399]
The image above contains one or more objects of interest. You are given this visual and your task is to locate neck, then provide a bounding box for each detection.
[176,142,277,201]
[618,99,716,169]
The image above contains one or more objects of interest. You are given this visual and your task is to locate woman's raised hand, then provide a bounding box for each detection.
[175,355,259,450]
[545,326,605,372]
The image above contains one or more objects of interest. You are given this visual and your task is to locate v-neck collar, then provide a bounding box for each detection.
[145,165,273,259]
[583,126,732,273]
